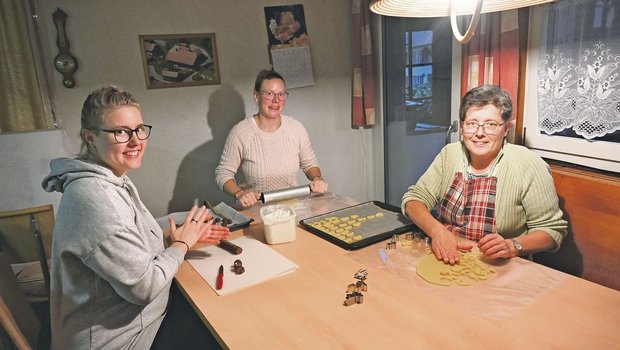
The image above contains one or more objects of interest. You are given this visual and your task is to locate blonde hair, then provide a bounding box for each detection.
[77,86,141,160]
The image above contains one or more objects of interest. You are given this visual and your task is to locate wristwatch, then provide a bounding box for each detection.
[511,238,523,256]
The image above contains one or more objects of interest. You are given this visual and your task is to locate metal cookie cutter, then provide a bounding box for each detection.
[344,268,369,306]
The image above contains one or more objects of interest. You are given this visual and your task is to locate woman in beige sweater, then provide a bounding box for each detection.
[215,69,328,207]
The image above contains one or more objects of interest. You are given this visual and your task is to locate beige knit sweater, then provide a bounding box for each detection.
[215,115,319,193]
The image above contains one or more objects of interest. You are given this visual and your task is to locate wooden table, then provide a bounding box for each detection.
[175,206,620,349]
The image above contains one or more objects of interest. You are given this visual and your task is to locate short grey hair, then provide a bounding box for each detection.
[459,85,512,123]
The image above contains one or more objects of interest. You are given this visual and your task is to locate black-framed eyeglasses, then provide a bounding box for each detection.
[462,121,505,135]
[259,90,289,101]
[94,125,152,143]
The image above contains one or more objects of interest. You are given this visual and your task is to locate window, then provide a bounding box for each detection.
[524,1,620,174]
[384,17,452,134]
[405,30,433,126]
[383,17,453,206]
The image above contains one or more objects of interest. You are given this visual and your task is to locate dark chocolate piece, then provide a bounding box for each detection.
[232,259,244,274]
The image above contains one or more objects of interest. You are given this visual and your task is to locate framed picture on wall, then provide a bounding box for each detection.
[138,33,221,89]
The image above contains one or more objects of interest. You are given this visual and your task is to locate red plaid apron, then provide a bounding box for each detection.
[437,172,498,242]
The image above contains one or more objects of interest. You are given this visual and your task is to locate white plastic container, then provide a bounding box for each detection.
[260,204,296,244]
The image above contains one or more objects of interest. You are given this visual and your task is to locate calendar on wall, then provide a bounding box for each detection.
[263,4,314,89]
[270,46,314,89]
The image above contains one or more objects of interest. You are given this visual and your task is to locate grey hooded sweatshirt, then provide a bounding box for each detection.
[42,158,184,350]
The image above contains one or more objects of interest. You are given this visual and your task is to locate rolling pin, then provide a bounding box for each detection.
[218,239,243,255]
[260,185,311,204]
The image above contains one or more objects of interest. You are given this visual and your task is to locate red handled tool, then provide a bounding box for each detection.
[216,264,224,290]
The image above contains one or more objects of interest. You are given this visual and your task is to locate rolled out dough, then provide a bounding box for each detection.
[416,252,496,286]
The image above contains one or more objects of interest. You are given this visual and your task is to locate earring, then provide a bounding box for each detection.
[90,143,96,149]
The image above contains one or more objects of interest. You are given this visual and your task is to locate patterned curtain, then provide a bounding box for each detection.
[0,0,52,133]
[460,10,523,142]
[537,0,620,141]
[352,0,375,128]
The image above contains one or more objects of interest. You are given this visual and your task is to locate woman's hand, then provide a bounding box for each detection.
[197,224,230,245]
[236,191,261,208]
[168,206,230,250]
[310,177,328,193]
[431,229,473,265]
[477,234,514,259]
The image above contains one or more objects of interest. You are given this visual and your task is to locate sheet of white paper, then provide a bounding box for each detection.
[186,235,299,295]
[270,46,314,89]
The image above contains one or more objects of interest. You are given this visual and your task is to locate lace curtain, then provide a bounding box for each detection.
[537,0,620,140]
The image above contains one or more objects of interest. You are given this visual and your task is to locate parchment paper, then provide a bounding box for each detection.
[348,239,567,320]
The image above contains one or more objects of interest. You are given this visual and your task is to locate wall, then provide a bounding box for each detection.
[33,0,377,217]
[0,129,73,211]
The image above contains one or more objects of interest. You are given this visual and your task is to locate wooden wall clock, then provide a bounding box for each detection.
[53,8,78,88]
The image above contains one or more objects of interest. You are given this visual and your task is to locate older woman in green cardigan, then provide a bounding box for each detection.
[403,85,567,265]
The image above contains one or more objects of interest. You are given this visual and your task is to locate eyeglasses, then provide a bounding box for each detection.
[462,121,505,135]
[94,125,152,143]
[259,90,289,101]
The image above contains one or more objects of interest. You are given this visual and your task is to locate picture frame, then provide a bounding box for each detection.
[138,33,220,89]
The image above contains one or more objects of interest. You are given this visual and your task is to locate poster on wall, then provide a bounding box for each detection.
[264,4,309,48]
[264,4,314,89]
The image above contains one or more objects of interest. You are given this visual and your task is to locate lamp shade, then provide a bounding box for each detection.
[369,0,555,17]
[370,0,555,43]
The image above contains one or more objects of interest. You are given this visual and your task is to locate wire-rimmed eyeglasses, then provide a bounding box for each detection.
[259,90,289,101]
[93,125,152,143]
[462,121,505,135]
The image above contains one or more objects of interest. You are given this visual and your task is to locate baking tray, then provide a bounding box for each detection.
[208,202,254,231]
[160,202,253,232]
[299,201,417,250]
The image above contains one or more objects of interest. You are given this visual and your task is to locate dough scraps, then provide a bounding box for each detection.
[416,252,496,286]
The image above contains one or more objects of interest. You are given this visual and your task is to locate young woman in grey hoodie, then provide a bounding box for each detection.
[43,86,229,349]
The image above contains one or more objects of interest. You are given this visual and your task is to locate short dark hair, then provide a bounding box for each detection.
[459,85,512,123]
[254,69,285,92]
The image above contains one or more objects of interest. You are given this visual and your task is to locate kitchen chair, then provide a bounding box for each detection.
[0,253,41,350]
[0,204,54,304]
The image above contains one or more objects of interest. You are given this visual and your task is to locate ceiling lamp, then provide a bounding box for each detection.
[369,0,555,44]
